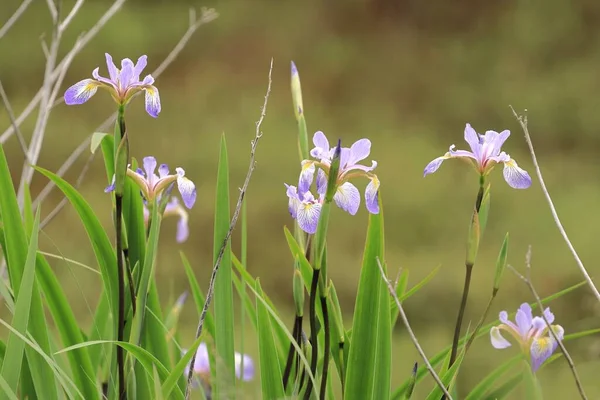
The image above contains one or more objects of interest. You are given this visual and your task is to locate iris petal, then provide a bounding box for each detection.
[464,123,481,160]
[119,58,135,89]
[490,326,512,349]
[503,159,532,189]
[176,212,189,243]
[333,182,360,215]
[133,55,148,82]
[310,131,330,160]
[176,167,196,209]
[234,353,255,381]
[192,343,210,374]
[365,176,380,214]
[515,303,533,336]
[285,184,300,218]
[423,155,449,177]
[530,337,555,371]
[158,164,170,178]
[347,139,371,166]
[105,53,119,82]
[297,202,321,234]
[143,156,158,186]
[144,85,161,118]
[299,161,315,194]
[64,79,100,105]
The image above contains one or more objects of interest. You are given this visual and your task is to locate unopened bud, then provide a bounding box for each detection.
[291,61,304,121]
[493,233,509,293]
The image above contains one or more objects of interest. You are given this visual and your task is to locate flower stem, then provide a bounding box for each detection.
[319,296,330,400]
[115,194,126,400]
[283,315,302,389]
[304,268,320,400]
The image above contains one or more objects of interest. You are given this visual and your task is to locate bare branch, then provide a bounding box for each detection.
[0,0,34,40]
[508,246,587,400]
[185,58,273,400]
[0,81,30,161]
[45,0,58,23]
[509,106,600,304]
[377,257,453,400]
[59,0,85,33]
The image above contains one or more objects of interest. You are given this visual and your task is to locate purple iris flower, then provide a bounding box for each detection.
[105,156,196,209]
[183,343,255,388]
[286,131,380,234]
[143,196,189,242]
[423,123,531,189]
[490,303,564,371]
[64,53,161,117]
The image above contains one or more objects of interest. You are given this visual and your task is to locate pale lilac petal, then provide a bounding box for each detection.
[490,129,510,157]
[235,353,255,381]
[316,169,327,196]
[119,58,135,89]
[132,55,148,82]
[490,327,512,349]
[143,156,158,186]
[365,176,380,214]
[64,79,99,105]
[192,343,210,374]
[142,74,155,85]
[342,160,378,174]
[285,184,300,218]
[448,145,476,160]
[176,213,189,243]
[144,85,161,118]
[515,303,533,336]
[530,317,547,338]
[338,148,351,172]
[346,139,371,166]
[423,155,448,177]
[91,67,117,88]
[464,123,481,159]
[176,167,196,209]
[502,159,532,189]
[310,131,330,160]
[104,175,116,193]
[105,53,119,82]
[299,161,315,194]
[158,164,169,178]
[297,200,321,234]
[542,308,555,324]
[333,182,360,215]
[499,311,520,334]
[530,337,555,371]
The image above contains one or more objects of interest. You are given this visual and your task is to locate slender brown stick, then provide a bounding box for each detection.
[377,258,453,399]
[510,106,600,304]
[508,246,587,400]
[184,58,273,400]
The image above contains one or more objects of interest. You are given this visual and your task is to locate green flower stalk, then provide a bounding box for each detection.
[291,61,309,161]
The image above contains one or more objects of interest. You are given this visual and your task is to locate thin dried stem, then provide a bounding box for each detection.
[510,106,600,304]
[507,246,587,400]
[185,58,273,400]
[0,81,30,160]
[0,0,34,39]
[376,257,453,400]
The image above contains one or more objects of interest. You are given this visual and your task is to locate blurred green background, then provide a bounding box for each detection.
[1,0,600,398]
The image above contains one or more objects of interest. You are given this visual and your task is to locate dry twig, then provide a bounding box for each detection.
[185,58,274,400]
[0,0,34,39]
[510,106,600,304]
[508,246,587,400]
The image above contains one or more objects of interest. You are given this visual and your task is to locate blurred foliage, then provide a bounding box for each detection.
[1,0,600,397]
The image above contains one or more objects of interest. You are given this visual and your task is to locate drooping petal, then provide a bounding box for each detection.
[132,55,148,82]
[490,326,512,349]
[64,79,100,105]
[176,167,196,209]
[297,197,321,234]
[299,161,315,194]
[498,311,520,335]
[310,131,330,160]
[192,343,210,374]
[463,123,482,159]
[176,212,189,243]
[333,182,360,215]
[346,139,371,167]
[530,336,555,371]
[316,169,327,196]
[158,164,170,178]
[144,85,161,118]
[502,159,532,189]
[234,353,255,381]
[285,184,300,218]
[365,176,380,214]
[423,155,449,177]
[105,53,119,82]
[515,303,533,337]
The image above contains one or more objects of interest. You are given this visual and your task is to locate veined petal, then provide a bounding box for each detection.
[299,161,315,194]
[144,85,161,118]
[285,184,300,218]
[339,147,351,172]
[423,154,449,177]
[334,182,360,215]
[490,326,512,349]
[297,201,321,234]
[347,139,371,166]
[64,79,100,105]
[464,123,482,159]
[105,53,119,82]
[515,303,533,337]
[158,164,169,178]
[365,176,380,214]
[530,336,555,371]
[310,131,331,160]
[234,353,255,381]
[176,167,196,209]
[316,169,327,196]
[502,159,532,189]
[132,55,148,82]
[119,58,135,90]
[143,156,158,186]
